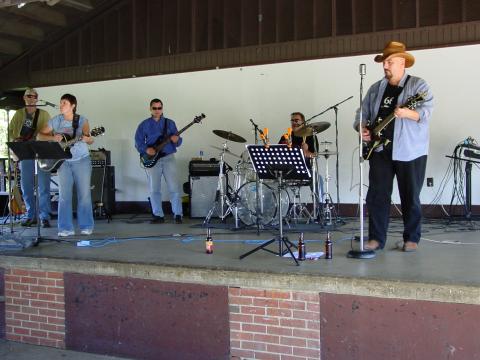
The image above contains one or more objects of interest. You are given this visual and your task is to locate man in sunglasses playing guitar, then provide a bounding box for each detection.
[8,88,52,228]
[135,99,183,224]
[354,41,434,252]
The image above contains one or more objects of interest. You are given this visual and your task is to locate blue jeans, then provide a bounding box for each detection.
[57,157,94,232]
[20,159,51,220]
[146,153,182,217]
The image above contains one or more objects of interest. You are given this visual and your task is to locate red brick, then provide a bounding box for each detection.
[38,279,56,287]
[231,331,254,341]
[292,293,318,302]
[38,338,59,347]
[30,315,48,323]
[21,292,38,300]
[230,296,253,305]
[229,287,241,296]
[280,336,306,347]
[242,306,266,315]
[264,290,291,300]
[46,272,63,280]
[12,298,30,306]
[306,302,320,312]
[267,308,292,318]
[253,351,281,360]
[230,321,241,331]
[30,285,47,293]
[56,310,65,318]
[5,275,21,283]
[11,284,29,291]
[292,347,320,358]
[230,339,241,349]
[30,300,49,309]
[6,319,21,327]
[30,330,48,338]
[267,326,293,336]
[11,269,31,276]
[306,339,320,349]
[47,302,64,310]
[242,341,267,351]
[231,348,255,358]
[279,318,306,328]
[47,317,64,325]
[281,355,308,360]
[38,309,57,317]
[253,298,279,308]
[5,290,20,298]
[48,287,64,295]
[253,333,280,344]
[5,304,21,312]
[266,344,292,355]
[230,313,253,323]
[242,324,267,333]
[55,280,64,287]
[306,320,320,330]
[47,332,65,341]
[20,336,40,345]
[292,310,318,321]
[39,323,59,332]
[21,307,39,315]
[278,300,305,310]
[6,334,21,342]
[294,329,319,340]
[13,327,30,335]
[253,316,279,326]
[5,311,13,319]
[37,293,56,302]
[21,321,40,329]
[240,288,266,298]
[28,270,48,278]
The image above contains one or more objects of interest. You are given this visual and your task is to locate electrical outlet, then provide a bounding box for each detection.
[427,177,434,187]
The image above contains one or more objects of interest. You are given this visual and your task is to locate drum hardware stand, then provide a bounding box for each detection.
[286,184,311,225]
[239,145,311,265]
[204,141,236,225]
[318,145,337,227]
[249,118,265,235]
[348,63,376,259]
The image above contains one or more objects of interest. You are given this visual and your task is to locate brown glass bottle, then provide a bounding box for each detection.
[325,232,332,259]
[206,228,213,254]
[298,232,306,261]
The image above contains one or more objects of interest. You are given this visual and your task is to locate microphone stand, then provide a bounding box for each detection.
[306,96,352,222]
[249,119,262,236]
[347,64,375,259]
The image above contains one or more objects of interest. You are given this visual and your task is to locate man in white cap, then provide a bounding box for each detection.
[354,41,434,252]
[9,88,52,227]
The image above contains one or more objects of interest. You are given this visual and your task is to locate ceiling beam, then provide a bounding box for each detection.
[0,18,44,41]
[0,38,22,55]
[0,0,44,8]
[9,3,67,27]
[62,0,93,12]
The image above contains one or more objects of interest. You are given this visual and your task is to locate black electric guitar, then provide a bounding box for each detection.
[38,126,105,172]
[362,92,426,160]
[140,114,206,168]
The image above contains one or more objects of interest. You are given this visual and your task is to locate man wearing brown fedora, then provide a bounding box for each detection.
[354,41,434,252]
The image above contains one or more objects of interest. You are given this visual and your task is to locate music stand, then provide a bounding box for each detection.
[239,144,311,266]
[7,141,69,246]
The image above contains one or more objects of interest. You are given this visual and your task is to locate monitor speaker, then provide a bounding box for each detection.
[190,176,225,218]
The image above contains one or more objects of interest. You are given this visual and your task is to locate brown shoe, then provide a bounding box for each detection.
[364,240,381,251]
[403,241,418,252]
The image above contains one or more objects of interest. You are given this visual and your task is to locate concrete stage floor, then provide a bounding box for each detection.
[1,214,479,290]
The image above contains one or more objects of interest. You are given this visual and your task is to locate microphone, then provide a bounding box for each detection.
[40,99,58,108]
[359,64,366,76]
[250,119,264,135]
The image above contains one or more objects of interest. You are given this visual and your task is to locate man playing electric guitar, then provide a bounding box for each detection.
[353,41,434,253]
[134,98,183,224]
[8,88,52,228]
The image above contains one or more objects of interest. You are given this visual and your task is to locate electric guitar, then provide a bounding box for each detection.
[362,92,426,160]
[140,114,206,168]
[38,126,105,172]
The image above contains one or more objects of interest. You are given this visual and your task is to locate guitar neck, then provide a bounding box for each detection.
[154,120,195,151]
[372,112,396,135]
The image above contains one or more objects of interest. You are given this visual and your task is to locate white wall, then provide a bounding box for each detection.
[37,43,480,205]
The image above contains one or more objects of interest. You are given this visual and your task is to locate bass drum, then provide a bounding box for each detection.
[236,181,289,226]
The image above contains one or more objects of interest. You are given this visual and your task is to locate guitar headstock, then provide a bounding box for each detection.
[90,126,105,137]
[405,92,427,110]
[194,113,206,123]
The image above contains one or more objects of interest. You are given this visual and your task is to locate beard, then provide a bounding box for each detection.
[384,70,392,79]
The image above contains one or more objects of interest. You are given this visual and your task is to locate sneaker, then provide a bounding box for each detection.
[175,215,182,224]
[41,219,51,228]
[80,229,93,235]
[150,216,165,224]
[21,219,37,227]
[58,230,75,237]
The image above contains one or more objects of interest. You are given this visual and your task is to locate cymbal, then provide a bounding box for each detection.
[212,129,246,143]
[210,145,241,159]
[310,121,330,133]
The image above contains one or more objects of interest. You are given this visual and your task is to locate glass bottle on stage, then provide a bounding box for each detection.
[205,228,213,254]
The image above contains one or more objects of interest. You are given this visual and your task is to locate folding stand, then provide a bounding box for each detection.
[239,145,311,266]
[7,141,69,246]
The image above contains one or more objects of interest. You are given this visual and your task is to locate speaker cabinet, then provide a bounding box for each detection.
[72,166,115,215]
[190,176,225,218]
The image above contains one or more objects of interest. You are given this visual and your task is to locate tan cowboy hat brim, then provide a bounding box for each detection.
[374,52,415,68]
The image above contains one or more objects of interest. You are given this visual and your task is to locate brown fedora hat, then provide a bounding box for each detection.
[374,41,415,68]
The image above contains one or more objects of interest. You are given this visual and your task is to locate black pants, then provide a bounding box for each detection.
[366,151,427,248]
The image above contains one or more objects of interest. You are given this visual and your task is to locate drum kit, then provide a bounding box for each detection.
[203,121,337,227]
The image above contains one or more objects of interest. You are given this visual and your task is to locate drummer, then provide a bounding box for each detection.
[278,112,318,166]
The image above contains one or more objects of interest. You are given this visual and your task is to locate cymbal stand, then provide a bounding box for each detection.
[203,141,237,225]
[320,147,337,226]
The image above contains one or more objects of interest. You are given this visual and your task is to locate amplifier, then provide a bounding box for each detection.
[189,160,226,176]
[90,149,111,167]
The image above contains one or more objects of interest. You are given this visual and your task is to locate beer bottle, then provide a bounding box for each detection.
[298,232,306,261]
[325,231,332,259]
[206,228,213,254]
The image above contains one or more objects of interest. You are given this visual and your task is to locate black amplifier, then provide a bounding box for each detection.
[189,160,225,176]
[90,149,111,168]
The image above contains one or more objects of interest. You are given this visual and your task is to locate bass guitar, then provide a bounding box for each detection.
[362,92,426,160]
[140,113,206,168]
[38,126,105,172]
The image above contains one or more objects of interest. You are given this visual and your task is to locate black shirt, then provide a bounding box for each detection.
[376,83,403,143]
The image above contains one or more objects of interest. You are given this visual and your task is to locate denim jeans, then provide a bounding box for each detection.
[57,156,94,232]
[146,153,182,217]
[19,159,51,220]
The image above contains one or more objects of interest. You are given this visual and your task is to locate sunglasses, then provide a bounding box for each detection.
[151,106,163,110]
[290,119,303,123]
[26,95,38,99]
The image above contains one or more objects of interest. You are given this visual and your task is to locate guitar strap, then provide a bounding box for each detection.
[72,114,80,138]
[374,75,411,123]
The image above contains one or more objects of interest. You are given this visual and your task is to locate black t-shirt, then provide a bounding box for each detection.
[376,83,403,142]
